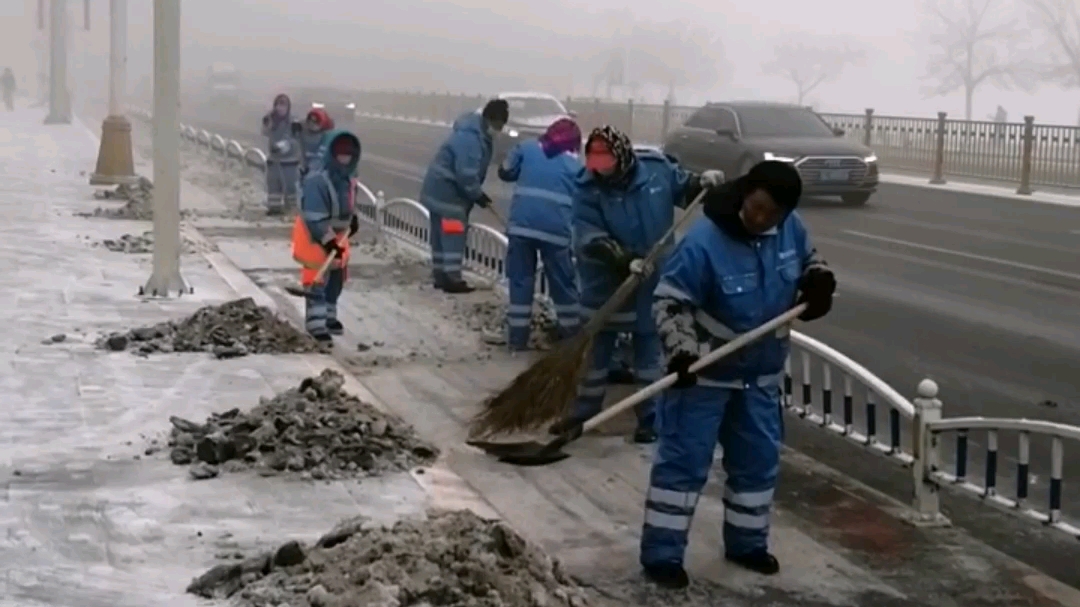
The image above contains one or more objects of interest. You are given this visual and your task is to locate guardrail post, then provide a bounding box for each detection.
[909,378,951,527]
[626,99,635,141]
[929,112,947,185]
[862,108,873,147]
[1016,115,1035,196]
[375,190,387,245]
[661,99,671,139]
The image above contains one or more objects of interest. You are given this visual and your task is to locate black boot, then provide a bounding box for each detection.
[607,366,636,385]
[442,280,475,294]
[633,425,658,444]
[326,318,344,335]
[725,550,780,575]
[642,563,689,589]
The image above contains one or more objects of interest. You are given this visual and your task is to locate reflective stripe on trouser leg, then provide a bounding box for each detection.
[305,282,330,337]
[324,269,345,321]
[632,331,664,427]
[505,236,538,349]
[640,385,731,567]
[441,230,467,282]
[571,330,619,420]
[429,212,447,284]
[720,384,782,557]
[537,240,580,336]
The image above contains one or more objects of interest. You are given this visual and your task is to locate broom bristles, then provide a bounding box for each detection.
[469,332,594,438]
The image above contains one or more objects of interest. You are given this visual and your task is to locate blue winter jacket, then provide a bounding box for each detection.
[419,112,493,221]
[652,206,820,387]
[573,150,693,333]
[300,129,361,243]
[262,103,301,164]
[300,129,328,173]
[498,140,581,247]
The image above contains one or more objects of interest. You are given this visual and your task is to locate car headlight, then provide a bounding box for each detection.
[763,152,796,162]
[345,103,356,110]
[863,154,878,163]
[507,129,519,138]
[311,102,325,109]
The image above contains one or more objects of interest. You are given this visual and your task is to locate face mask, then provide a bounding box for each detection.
[335,154,352,165]
[275,104,288,115]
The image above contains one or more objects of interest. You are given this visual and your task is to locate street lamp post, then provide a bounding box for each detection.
[142,0,189,297]
[44,0,71,124]
[90,0,138,186]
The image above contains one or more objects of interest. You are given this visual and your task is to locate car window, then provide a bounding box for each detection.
[734,106,835,137]
[503,97,567,118]
[684,106,737,132]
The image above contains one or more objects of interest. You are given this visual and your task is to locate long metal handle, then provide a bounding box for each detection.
[580,304,807,434]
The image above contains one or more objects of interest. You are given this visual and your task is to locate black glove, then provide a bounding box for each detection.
[348,215,360,237]
[582,238,633,275]
[667,352,699,389]
[476,192,492,208]
[321,237,345,258]
[796,266,836,322]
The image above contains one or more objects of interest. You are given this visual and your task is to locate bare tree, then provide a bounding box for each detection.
[919,0,1032,120]
[763,38,865,105]
[589,14,726,102]
[1024,0,1080,90]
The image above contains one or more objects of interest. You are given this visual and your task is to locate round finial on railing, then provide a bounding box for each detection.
[917,378,939,399]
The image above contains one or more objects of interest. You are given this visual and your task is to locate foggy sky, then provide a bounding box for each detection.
[80,0,1079,124]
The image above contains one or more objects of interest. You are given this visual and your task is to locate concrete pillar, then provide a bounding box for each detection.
[142,0,190,297]
[44,0,71,124]
[91,0,137,186]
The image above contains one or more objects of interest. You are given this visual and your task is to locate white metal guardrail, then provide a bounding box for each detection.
[129,106,1080,539]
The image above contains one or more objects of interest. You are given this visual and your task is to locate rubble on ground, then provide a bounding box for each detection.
[186,509,589,607]
[97,297,320,358]
[465,300,559,351]
[82,176,158,220]
[165,368,438,481]
[95,230,213,254]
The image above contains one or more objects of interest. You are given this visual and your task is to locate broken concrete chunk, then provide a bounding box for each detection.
[162,369,438,481]
[272,540,306,568]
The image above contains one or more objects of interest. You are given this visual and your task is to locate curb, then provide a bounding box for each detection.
[354,112,1080,210]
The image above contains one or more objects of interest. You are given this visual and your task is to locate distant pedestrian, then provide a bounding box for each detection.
[1,68,16,111]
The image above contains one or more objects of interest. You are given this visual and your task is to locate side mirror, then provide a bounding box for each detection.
[832,127,845,137]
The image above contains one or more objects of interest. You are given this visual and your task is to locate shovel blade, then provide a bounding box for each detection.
[465,439,570,467]
[283,284,312,297]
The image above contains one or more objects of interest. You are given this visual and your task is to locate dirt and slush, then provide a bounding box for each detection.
[96,297,322,358]
[166,368,439,481]
[187,509,590,607]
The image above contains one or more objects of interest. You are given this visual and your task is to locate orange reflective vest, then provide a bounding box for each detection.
[291,175,355,286]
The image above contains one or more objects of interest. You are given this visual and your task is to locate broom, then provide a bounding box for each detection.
[469,187,712,438]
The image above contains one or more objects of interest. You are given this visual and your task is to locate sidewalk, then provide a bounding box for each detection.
[356,111,1080,209]
[6,103,1079,605]
[0,106,475,606]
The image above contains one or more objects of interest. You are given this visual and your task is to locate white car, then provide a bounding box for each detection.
[479,92,577,163]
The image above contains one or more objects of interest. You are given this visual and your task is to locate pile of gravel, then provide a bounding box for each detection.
[167,368,438,481]
[83,176,156,220]
[466,300,559,350]
[187,509,589,607]
[97,297,320,358]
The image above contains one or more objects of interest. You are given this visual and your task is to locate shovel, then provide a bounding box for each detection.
[284,249,339,297]
[466,303,807,466]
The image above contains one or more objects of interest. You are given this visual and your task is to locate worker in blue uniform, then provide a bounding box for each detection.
[639,160,836,589]
[419,99,509,293]
[548,125,724,444]
[497,117,583,351]
[261,93,301,215]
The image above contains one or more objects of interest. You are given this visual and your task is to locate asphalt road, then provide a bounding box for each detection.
[187,100,1080,494]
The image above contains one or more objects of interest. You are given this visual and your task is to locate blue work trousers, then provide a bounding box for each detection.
[304,268,345,338]
[572,331,664,428]
[428,211,467,286]
[266,161,300,211]
[639,383,783,567]
[505,235,580,350]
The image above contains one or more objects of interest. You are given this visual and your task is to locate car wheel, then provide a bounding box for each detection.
[841,192,872,206]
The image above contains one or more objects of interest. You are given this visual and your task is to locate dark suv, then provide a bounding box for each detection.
[662,101,879,205]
